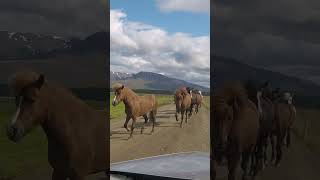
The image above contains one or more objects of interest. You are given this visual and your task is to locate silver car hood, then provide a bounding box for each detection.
[110,151,210,180]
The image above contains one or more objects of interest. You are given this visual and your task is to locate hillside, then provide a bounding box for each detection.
[213,56,320,107]
[110,71,210,92]
[0,31,108,89]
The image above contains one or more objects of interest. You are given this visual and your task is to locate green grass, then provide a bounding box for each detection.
[0,98,105,179]
[110,94,173,120]
[202,96,210,110]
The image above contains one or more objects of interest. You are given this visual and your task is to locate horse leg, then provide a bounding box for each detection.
[123,116,131,132]
[227,153,240,180]
[143,114,148,124]
[151,111,155,133]
[52,170,67,180]
[275,133,284,166]
[196,104,199,113]
[180,110,184,128]
[270,134,276,163]
[241,152,250,180]
[263,137,268,167]
[189,106,193,117]
[286,128,291,148]
[129,117,136,139]
[140,114,148,134]
[185,110,188,123]
[175,111,179,121]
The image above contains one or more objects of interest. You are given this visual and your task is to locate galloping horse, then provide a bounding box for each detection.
[174,87,192,128]
[6,71,109,180]
[212,81,260,180]
[112,83,158,139]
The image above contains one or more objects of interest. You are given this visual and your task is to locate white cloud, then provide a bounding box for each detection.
[156,0,210,14]
[110,9,210,87]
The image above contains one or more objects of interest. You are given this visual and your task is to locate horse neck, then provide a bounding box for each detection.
[122,88,138,106]
[41,85,93,142]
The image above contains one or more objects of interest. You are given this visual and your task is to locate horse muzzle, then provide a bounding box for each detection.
[112,100,118,106]
[7,125,25,142]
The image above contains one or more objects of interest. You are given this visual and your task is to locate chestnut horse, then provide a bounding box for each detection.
[174,87,192,128]
[191,91,203,114]
[272,92,296,166]
[6,71,108,180]
[112,83,158,139]
[212,81,260,180]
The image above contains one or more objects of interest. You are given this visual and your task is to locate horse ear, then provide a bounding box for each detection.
[35,74,45,89]
[121,85,124,89]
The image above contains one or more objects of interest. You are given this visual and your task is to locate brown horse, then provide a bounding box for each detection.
[174,87,192,128]
[212,81,260,180]
[6,71,108,180]
[112,83,158,139]
[245,80,275,173]
[272,93,296,166]
[191,90,203,114]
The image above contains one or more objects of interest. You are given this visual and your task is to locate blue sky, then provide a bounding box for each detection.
[110,0,210,87]
[111,0,209,36]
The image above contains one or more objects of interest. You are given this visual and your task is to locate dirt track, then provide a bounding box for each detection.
[110,103,210,163]
[214,129,320,180]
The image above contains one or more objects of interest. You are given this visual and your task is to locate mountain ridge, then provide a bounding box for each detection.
[110,71,210,92]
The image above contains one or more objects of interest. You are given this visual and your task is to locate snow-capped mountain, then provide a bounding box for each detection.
[0,31,108,60]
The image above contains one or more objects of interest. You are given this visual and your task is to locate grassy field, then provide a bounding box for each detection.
[0,98,105,179]
[293,107,320,154]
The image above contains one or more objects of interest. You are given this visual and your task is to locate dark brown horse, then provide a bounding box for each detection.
[245,80,275,173]
[212,81,260,180]
[6,71,109,180]
[112,83,158,139]
[174,87,192,128]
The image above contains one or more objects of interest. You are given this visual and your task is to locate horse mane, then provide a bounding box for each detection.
[9,71,94,111]
[8,71,43,96]
[122,87,139,100]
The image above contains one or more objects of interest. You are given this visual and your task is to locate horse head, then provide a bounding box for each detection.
[112,83,125,106]
[7,72,47,142]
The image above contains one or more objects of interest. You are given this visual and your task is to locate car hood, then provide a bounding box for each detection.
[110,151,210,180]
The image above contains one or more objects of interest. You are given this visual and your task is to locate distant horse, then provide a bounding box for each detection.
[174,87,192,128]
[212,81,260,180]
[112,83,158,139]
[6,71,109,180]
[272,91,296,166]
[191,90,203,114]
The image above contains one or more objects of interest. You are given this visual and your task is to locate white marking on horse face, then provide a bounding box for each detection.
[113,94,117,104]
[11,97,23,125]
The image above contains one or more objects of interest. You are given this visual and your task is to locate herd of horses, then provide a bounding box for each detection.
[7,71,297,180]
[111,83,204,138]
[4,71,205,179]
[212,80,296,180]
